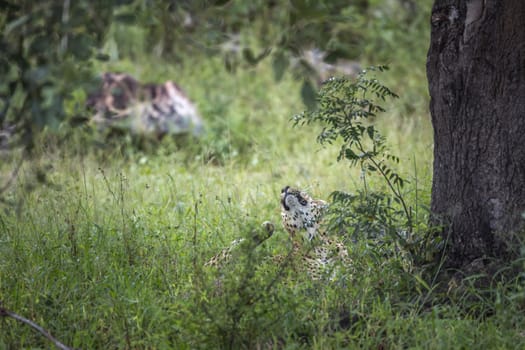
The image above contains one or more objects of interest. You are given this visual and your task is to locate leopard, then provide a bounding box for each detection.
[280,186,350,281]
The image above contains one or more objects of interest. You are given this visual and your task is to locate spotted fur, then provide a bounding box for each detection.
[279,186,350,280]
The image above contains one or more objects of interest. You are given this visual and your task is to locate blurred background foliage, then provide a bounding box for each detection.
[4,2,525,349]
[1,0,431,152]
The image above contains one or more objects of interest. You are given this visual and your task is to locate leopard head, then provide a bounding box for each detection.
[280,186,327,240]
[280,186,311,211]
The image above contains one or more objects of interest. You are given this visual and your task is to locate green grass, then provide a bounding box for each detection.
[1,51,524,349]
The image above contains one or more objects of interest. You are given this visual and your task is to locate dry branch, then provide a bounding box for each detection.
[0,303,76,350]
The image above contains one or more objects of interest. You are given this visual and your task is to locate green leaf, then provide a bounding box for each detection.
[272,50,289,82]
[290,0,327,20]
[242,48,255,64]
[68,33,93,60]
[95,53,110,61]
[345,148,358,160]
[242,47,270,66]
[366,125,375,140]
[114,13,136,24]
[212,0,231,6]
[301,79,317,110]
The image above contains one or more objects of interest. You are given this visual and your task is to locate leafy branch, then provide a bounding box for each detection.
[294,66,413,233]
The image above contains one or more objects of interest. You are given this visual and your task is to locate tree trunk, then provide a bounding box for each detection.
[427,0,525,268]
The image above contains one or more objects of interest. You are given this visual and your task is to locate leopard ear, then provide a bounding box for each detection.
[281,186,290,194]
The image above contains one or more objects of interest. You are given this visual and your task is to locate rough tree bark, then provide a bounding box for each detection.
[427,0,525,269]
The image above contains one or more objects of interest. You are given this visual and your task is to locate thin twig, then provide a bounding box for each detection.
[0,304,75,350]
